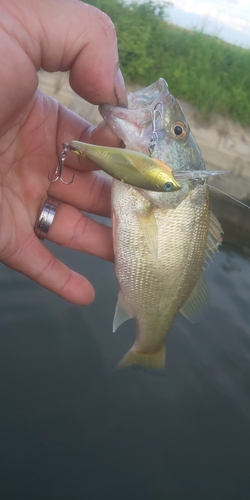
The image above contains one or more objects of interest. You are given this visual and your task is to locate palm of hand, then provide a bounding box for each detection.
[0,89,59,270]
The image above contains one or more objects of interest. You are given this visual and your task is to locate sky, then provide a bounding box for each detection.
[167,0,250,48]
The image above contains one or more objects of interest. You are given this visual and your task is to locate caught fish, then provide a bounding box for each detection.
[99,78,223,370]
[70,141,181,192]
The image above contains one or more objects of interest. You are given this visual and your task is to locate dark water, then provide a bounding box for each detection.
[0,239,250,500]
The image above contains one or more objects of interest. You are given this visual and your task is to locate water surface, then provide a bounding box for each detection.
[0,241,249,500]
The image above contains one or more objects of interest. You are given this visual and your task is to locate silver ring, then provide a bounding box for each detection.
[34,197,61,240]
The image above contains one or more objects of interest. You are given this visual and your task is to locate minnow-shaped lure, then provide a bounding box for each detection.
[70,141,229,188]
[53,141,229,190]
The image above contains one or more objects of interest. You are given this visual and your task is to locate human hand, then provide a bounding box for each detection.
[0,0,127,305]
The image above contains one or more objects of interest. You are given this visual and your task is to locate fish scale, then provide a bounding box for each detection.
[112,178,210,358]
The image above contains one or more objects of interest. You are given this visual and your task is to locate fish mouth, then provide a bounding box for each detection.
[99,79,173,151]
[100,78,172,125]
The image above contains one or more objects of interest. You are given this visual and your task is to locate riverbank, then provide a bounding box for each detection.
[38,70,250,247]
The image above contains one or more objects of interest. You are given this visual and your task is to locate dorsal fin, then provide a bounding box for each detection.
[135,209,158,261]
[180,212,222,323]
[113,292,133,332]
[203,211,223,268]
[180,275,210,323]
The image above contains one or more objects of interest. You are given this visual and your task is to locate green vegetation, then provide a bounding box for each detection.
[87,0,250,125]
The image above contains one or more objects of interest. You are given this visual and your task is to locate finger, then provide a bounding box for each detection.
[46,203,114,262]
[5,232,95,305]
[29,0,127,107]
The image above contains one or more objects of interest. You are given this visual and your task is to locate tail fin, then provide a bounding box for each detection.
[116,346,166,371]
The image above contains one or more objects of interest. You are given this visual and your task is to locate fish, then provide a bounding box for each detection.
[70,141,181,192]
[99,78,223,371]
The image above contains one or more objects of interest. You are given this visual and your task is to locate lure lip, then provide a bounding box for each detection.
[174,169,230,181]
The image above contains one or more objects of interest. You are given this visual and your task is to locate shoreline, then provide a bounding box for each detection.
[38,71,250,248]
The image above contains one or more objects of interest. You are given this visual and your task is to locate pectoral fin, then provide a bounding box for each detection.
[113,292,133,332]
[135,209,158,261]
[180,275,210,323]
[203,211,223,267]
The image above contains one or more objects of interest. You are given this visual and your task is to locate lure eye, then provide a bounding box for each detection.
[164,182,173,191]
[171,121,188,140]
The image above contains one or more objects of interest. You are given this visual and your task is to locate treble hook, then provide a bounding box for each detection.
[154,101,164,115]
[48,142,74,185]
[148,102,164,157]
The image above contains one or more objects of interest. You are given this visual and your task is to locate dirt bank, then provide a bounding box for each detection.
[38,70,250,247]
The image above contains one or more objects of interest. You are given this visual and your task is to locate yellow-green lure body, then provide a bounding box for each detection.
[70,140,181,193]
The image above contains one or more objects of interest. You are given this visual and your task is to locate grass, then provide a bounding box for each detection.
[152,26,250,125]
[87,0,250,126]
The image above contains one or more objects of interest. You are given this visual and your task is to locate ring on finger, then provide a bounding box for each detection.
[34,197,61,240]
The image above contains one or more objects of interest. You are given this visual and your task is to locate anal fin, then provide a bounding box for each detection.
[113,292,132,332]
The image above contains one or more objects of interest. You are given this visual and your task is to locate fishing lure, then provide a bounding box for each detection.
[50,141,229,192]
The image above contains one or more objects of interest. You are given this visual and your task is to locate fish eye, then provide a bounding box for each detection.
[164,182,173,191]
[171,121,188,140]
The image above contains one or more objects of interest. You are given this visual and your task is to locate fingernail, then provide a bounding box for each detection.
[114,67,128,108]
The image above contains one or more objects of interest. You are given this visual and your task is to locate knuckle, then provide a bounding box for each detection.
[34,253,57,281]
[88,174,110,215]
[89,6,117,42]
[68,211,88,248]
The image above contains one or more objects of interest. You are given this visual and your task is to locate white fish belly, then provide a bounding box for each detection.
[112,179,209,353]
